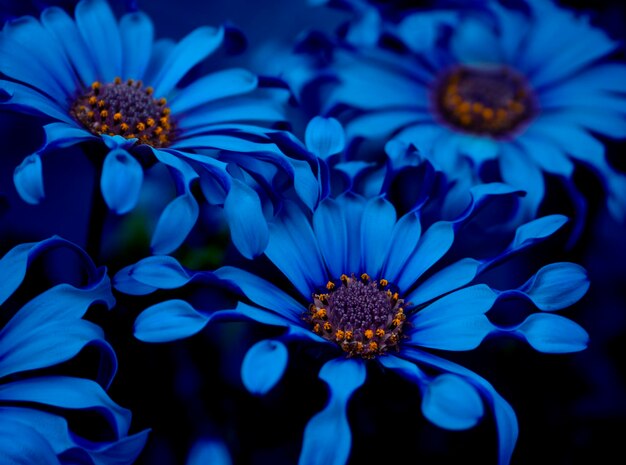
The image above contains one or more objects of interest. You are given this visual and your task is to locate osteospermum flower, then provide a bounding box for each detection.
[0,236,148,464]
[0,0,295,256]
[292,0,626,229]
[113,182,589,465]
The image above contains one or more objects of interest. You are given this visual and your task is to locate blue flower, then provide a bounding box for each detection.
[0,0,296,256]
[286,0,626,230]
[113,177,589,465]
[0,236,148,464]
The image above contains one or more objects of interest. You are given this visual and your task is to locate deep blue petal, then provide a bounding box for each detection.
[75,0,122,82]
[224,178,269,259]
[14,154,45,205]
[407,258,482,306]
[298,358,366,465]
[241,340,288,395]
[304,116,345,160]
[186,438,232,465]
[150,193,199,254]
[152,26,224,97]
[499,144,545,220]
[512,313,589,353]
[380,211,421,284]
[100,148,144,214]
[120,11,154,80]
[510,214,568,251]
[422,374,484,430]
[134,300,210,342]
[0,418,61,465]
[517,262,589,311]
[313,197,348,279]
[360,196,397,277]
[0,80,74,124]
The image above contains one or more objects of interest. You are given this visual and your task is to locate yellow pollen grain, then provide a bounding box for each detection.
[159,116,169,126]
[368,341,378,351]
[356,342,364,352]
[482,108,494,120]
[126,133,135,139]
[162,107,171,116]
[100,110,108,119]
[313,323,320,333]
[146,118,155,127]
[323,322,332,332]
[159,134,168,144]
[120,123,129,132]
[345,330,353,340]
[88,96,97,106]
[136,122,146,132]
[364,329,374,339]
[316,308,327,319]
[145,87,154,95]
[113,112,122,122]
[375,328,385,338]
[380,279,388,287]
[458,101,471,113]
[100,124,108,132]
[335,330,345,341]
[154,126,163,135]
[87,111,94,120]
[91,81,101,91]
[472,102,484,113]
[158,97,167,106]
[97,100,106,108]
[114,76,122,84]
[127,78,134,85]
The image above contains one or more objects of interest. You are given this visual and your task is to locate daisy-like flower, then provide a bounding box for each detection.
[288,0,626,231]
[113,174,589,465]
[0,236,148,464]
[0,0,296,256]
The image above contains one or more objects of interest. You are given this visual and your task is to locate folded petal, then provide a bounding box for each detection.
[305,116,345,160]
[513,313,589,353]
[150,193,199,254]
[134,300,210,342]
[422,374,484,431]
[241,340,288,395]
[100,148,144,214]
[518,262,589,311]
[14,154,45,204]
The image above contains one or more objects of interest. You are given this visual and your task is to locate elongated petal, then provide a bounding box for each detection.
[313,197,348,279]
[224,179,268,259]
[134,300,210,342]
[151,193,199,254]
[407,285,498,350]
[152,26,224,96]
[299,358,366,465]
[100,148,144,214]
[422,374,484,430]
[511,215,568,250]
[514,313,589,353]
[0,418,61,465]
[407,258,482,306]
[120,12,154,80]
[360,196,397,277]
[241,340,288,395]
[518,262,589,311]
[14,154,45,204]
[121,255,191,289]
[305,116,345,160]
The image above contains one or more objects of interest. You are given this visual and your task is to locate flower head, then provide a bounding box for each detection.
[284,0,626,233]
[0,236,148,464]
[0,0,300,256]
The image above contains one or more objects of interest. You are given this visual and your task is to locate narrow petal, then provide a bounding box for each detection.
[241,340,289,395]
[120,12,154,80]
[407,284,498,351]
[0,80,75,124]
[298,358,366,465]
[0,419,61,465]
[224,178,269,259]
[152,26,224,97]
[304,116,345,160]
[518,262,589,311]
[150,193,199,254]
[407,258,482,306]
[14,154,45,204]
[513,313,589,353]
[170,68,258,114]
[422,374,484,430]
[451,17,502,64]
[75,0,122,82]
[381,211,421,284]
[122,255,191,289]
[360,196,397,277]
[134,300,210,342]
[510,215,568,250]
[100,148,144,214]
[499,144,545,219]
[515,132,574,177]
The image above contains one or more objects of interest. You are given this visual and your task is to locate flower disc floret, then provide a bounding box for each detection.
[71,77,174,147]
[307,273,408,359]
[434,65,536,138]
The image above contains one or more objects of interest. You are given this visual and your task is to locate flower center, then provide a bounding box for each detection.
[71,78,175,147]
[434,65,536,138]
[307,273,407,359]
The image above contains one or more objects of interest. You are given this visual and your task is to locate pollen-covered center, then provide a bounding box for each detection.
[71,78,174,148]
[434,65,536,138]
[307,273,407,359]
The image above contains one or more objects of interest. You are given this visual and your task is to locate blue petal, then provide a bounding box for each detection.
[513,313,589,353]
[241,340,289,395]
[298,358,366,465]
[152,26,224,97]
[345,110,421,140]
[100,148,144,214]
[42,122,97,150]
[313,198,348,279]
[120,12,154,80]
[41,6,97,86]
[224,178,269,259]
[511,215,568,250]
[422,374,484,431]
[0,418,61,465]
[0,376,132,437]
[122,255,191,289]
[170,68,258,114]
[380,211,421,284]
[186,438,232,465]
[360,196,397,277]
[406,284,497,350]
[451,17,502,64]
[150,193,199,254]
[214,267,305,323]
[528,121,605,165]
[518,262,589,311]
[266,201,326,298]
[134,300,210,342]
[0,80,74,124]
[499,144,545,219]
[396,221,455,292]
[75,0,122,82]
[400,348,518,465]
[291,157,321,211]
[407,258,482,306]
[516,133,574,177]
[304,116,345,160]
[14,154,45,204]
[1,15,77,100]
[143,38,175,83]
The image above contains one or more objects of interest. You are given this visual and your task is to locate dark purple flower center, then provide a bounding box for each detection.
[434,65,536,138]
[307,273,407,359]
[71,78,175,147]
